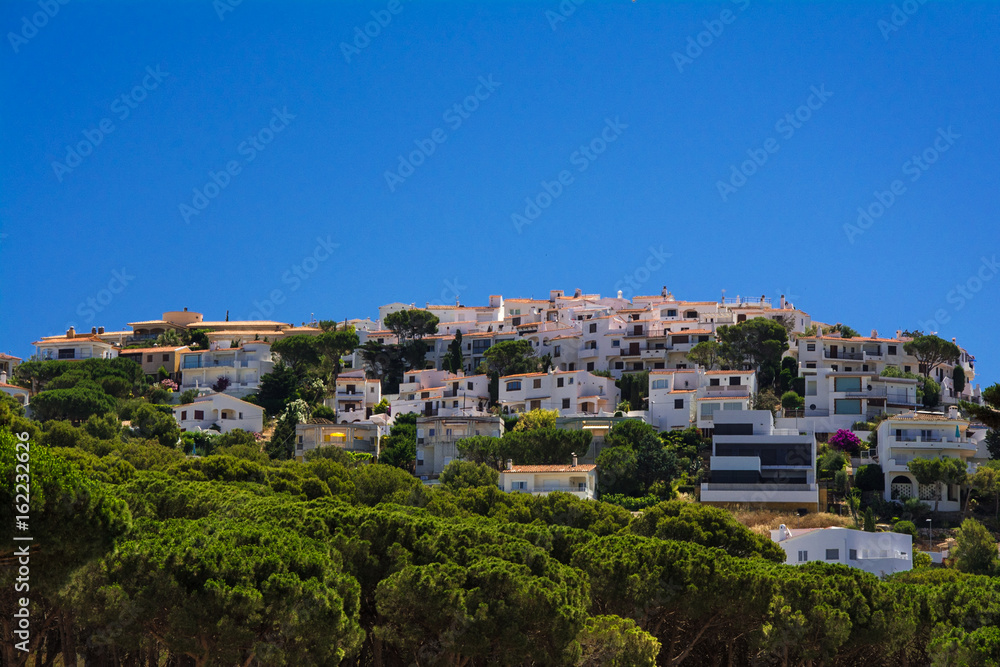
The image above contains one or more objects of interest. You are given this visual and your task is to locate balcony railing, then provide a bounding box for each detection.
[824,351,863,360]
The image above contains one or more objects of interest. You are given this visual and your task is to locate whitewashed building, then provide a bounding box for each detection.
[499,455,597,500]
[173,393,263,434]
[770,525,912,576]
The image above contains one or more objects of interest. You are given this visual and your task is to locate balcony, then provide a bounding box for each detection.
[579,347,599,359]
[824,351,863,360]
[700,482,818,504]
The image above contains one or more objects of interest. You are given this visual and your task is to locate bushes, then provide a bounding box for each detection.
[854,464,885,492]
[893,520,919,539]
[600,493,662,511]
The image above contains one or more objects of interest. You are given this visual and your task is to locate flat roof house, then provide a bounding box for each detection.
[770,525,912,577]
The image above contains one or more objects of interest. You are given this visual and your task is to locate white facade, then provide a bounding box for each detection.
[647,369,699,430]
[393,370,491,418]
[700,410,819,510]
[179,341,273,397]
[770,525,913,576]
[323,370,382,423]
[872,409,976,512]
[0,371,29,407]
[498,369,618,417]
[173,393,263,434]
[33,330,118,361]
[499,460,597,500]
[695,370,757,430]
[295,419,386,460]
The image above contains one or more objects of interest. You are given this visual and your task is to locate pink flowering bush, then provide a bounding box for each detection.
[159,379,179,392]
[829,428,862,453]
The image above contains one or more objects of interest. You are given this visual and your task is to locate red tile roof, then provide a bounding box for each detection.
[502,464,597,473]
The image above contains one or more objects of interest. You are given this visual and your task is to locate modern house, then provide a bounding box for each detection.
[178,341,273,397]
[700,409,820,511]
[323,370,383,422]
[294,418,386,461]
[173,393,263,434]
[416,414,504,478]
[33,328,118,361]
[870,408,976,512]
[695,370,757,432]
[499,454,597,500]
[0,372,29,408]
[770,525,912,576]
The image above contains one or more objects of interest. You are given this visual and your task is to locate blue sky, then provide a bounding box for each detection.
[1,1,998,387]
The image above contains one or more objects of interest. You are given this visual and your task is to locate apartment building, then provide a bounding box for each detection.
[869,409,977,512]
[498,369,619,417]
[295,418,386,461]
[647,369,699,430]
[391,369,490,418]
[173,393,263,434]
[322,370,382,422]
[415,414,504,478]
[695,370,757,431]
[178,341,273,397]
[117,345,189,381]
[700,409,819,511]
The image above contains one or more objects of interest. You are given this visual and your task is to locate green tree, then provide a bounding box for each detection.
[443,330,465,373]
[953,365,967,394]
[178,388,199,404]
[131,403,180,447]
[781,390,804,410]
[483,339,540,378]
[378,413,417,471]
[371,397,390,415]
[972,463,1000,518]
[513,408,558,432]
[686,340,721,370]
[863,507,876,532]
[83,411,121,440]
[893,520,919,539]
[716,317,789,385]
[854,464,885,492]
[962,384,1000,430]
[439,460,500,491]
[904,334,961,378]
[29,386,118,423]
[824,323,859,338]
[257,363,301,416]
[575,615,660,666]
[270,334,320,371]
[384,308,440,340]
[952,518,999,575]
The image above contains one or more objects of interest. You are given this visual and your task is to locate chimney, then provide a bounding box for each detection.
[662,286,667,297]
[66,326,75,339]
[0,371,6,384]
[617,290,623,299]
[574,288,582,298]
[571,452,577,467]
[505,458,513,471]
[98,326,105,334]
[780,294,786,309]
[896,330,902,339]
[947,405,959,419]
[184,307,188,312]
[871,329,878,339]
[778,524,789,541]
[91,327,97,334]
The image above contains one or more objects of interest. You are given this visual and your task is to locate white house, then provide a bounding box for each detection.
[499,455,597,500]
[695,370,757,431]
[770,525,912,576]
[178,341,273,397]
[870,408,976,512]
[33,328,118,361]
[0,353,21,378]
[0,371,29,408]
[700,409,819,511]
[498,369,618,417]
[647,369,699,430]
[173,393,263,434]
[294,418,386,461]
[323,370,382,422]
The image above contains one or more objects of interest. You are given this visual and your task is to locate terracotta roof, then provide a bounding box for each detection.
[502,464,597,473]
[118,346,188,355]
[889,411,969,423]
[33,335,108,345]
[704,370,754,375]
[0,382,28,390]
[672,329,713,335]
[0,353,22,360]
[668,389,697,394]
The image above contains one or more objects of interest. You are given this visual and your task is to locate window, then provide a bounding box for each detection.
[554,345,561,357]
[700,402,721,419]
[825,549,840,560]
[146,355,153,362]
[807,343,816,351]
[429,428,436,436]
[845,367,852,372]
[557,377,564,388]
[238,412,243,419]
[587,362,595,371]
[849,549,857,560]
[512,317,521,326]
[533,379,542,389]
[467,382,474,390]
[862,364,869,372]
[652,379,669,389]
[512,481,527,490]
[194,410,204,420]
[58,348,75,359]
[729,376,741,386]
[904,365,911,373]
[181,410,187,420]
[797,550,808,562]
[614,362,623,369]
[416,450,424,464]
[835,399,862,415]
[710,378,720,386]
[562,398,570,409]
[835,377,862,392]
[589,323,597,333]
[674,399,684,409]
[666,309,677,317]
[611,340,620,348]
[568,377,574,384]
[506,381,521,391]
[888,345,897,355]
[298,436,303,444]
[805,362,816,369]
[163,354,169,362]
[453,400,459,407]
[446,428,452,436]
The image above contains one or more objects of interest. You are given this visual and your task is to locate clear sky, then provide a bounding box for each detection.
[1,1,998,387]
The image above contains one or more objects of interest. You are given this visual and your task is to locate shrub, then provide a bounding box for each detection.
[179,389,199,405]
[854,464,884,492]
[212,376,232,393]
[599,493,662,511]
[829,429,862,453]
[780,391,803,410]
[311,405,336,420]
[893,520,919,539]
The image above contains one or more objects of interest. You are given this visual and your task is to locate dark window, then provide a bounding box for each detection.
[58,348,75,359]
[713,423,753,436]
[888,345,897,355]
[557,377,564,387]
[586,362,595,371]
[825,549,839,560]
[562,398,570,409]
[194,410,204,420]
[467,382,473,390]
[729,376,741,386]
[674,399,684,409]
[147,355,153,362]
[667,309,677,317]
[533,379,541,389]
[181,411,187,420]
[849,549,857,560]
[589,323,597,333]
[807,343,816,352]
[710,378,720,386]
[614,362,623,369]
[162,354,169,362]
